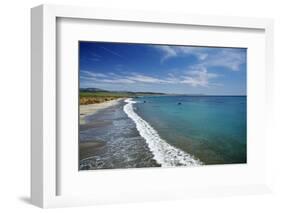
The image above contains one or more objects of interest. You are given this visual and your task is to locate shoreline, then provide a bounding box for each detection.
[80,98,124,124]
[79,97,160,169]
[123,98,202,167]
[79,96,245,168]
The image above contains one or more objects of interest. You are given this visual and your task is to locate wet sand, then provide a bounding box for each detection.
[79,140,105,160]
[79,99,124,161]
[79,99,159,170]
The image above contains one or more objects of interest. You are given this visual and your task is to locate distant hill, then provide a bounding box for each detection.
[80,88,108,92]
[79,88,166,96]
[79,88,166,105]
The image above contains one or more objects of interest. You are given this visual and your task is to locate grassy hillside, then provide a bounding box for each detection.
[80,91,132,98]
[79,90,165,105]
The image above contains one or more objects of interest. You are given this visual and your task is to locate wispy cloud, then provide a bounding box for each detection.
[81,70,168,84]
[156,46,177,62]
[126,74,172,83]
[80,70,107,78]
[80,68,220,88]
[100,46,124,58]
[202,49,246,71]
[154,45,245,71]
[90,52,101,62]
[177,46,208,60]
[155,46,208,63]
[79,42,246,94]
[98,79,135,84]
[180,66,219,87]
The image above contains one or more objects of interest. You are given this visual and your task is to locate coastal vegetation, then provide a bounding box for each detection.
[80,88,165,105]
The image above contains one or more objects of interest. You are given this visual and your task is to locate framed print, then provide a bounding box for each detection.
[78,42,246,170]
[31,4,274,208]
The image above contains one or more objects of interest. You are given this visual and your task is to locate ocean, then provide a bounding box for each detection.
[133,96,247,165]
[79,96,247,170]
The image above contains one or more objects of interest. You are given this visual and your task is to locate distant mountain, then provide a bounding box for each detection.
[80,88,108,92]
[80,88,166,95]
[133,91,166,95]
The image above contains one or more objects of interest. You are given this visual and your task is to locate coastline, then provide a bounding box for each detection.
[123,98,202,167]
[79,97,202,168]
[79,96,245,169]
[79,97,159,169]
[79,98,124,124]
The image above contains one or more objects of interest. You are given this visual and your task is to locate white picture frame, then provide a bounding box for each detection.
[31,4,274,208]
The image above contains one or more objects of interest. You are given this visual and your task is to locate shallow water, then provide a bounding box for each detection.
[124,99,202,167]
[135,96,247,165]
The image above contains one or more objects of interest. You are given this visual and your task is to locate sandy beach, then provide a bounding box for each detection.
[79,98,125,163]
[79,98,124,124]
[79,97,159,169]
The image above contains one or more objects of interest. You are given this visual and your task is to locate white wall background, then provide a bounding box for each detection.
[0,0,280,212]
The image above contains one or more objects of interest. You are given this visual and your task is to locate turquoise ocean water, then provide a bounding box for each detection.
[134,96,247,165]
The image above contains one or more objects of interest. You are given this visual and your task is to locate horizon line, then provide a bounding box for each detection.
[79,88,246,96]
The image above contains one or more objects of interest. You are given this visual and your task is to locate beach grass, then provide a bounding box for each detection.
[80,91,165,105]
[80,91,132,97]
[80,91,129,105]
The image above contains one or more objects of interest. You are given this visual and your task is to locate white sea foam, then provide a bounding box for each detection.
[123,98,203,167]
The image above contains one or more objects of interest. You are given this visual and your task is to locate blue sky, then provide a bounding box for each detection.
[79,42,246,95]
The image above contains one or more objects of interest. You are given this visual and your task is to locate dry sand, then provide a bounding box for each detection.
[79,98,123,124]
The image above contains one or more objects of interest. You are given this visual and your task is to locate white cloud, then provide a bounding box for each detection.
[154,46,209,62]
[80,68,220,88]
[156,46,177,62]
[81,70,107,78]
[180,67,219,87]
[81,70,135,84]
[154,45,246,71]
[202,49,246,71]
[127,74,172,83]
[100,46,124,58]
[99,79,135,84]
[90,52,101,62]
[81,71,173,85]
[177,46,208,60]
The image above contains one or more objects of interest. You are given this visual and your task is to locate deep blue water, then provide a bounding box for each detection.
[134,96,247,165]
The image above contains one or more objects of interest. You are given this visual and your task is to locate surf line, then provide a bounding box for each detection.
[123,98,203,167]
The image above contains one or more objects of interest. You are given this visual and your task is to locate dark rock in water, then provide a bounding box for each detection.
[177,102,182,105]
[144,101,146,103]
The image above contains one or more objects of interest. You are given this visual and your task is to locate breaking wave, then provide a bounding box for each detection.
[123,98,202,167]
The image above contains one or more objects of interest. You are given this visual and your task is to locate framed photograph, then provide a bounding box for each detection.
[31,4,274,208]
